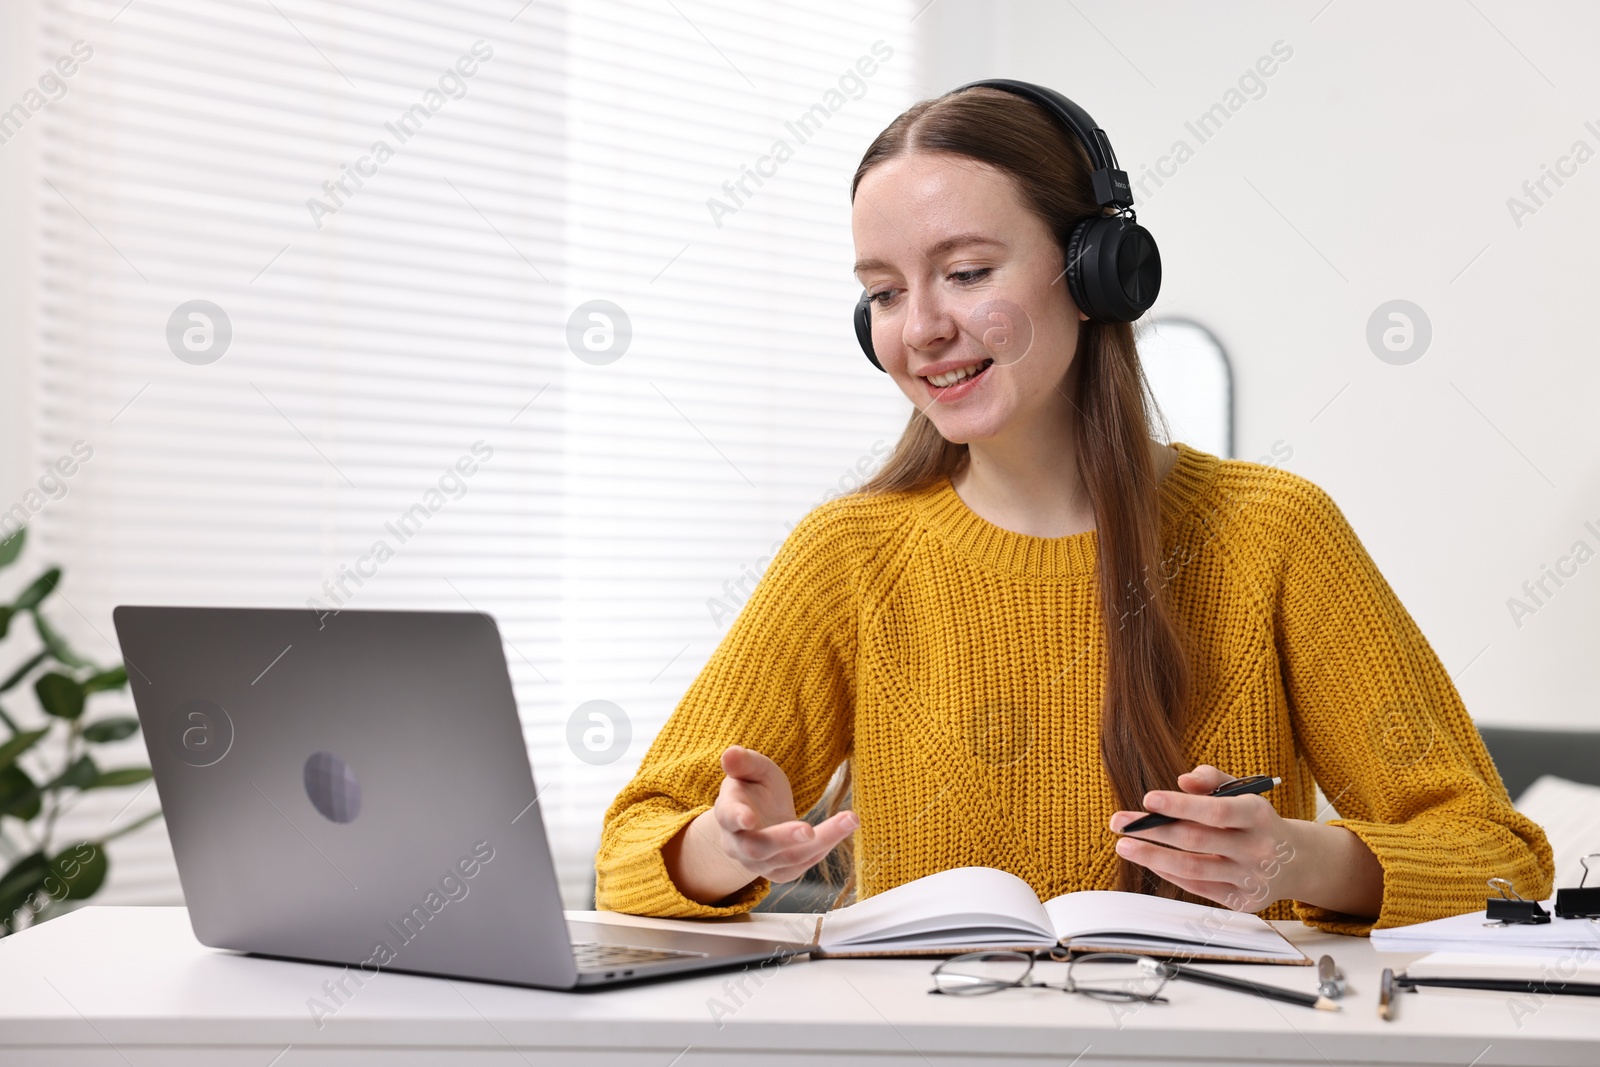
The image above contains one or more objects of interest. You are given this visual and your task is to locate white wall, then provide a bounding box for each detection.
[917,0,1600,729]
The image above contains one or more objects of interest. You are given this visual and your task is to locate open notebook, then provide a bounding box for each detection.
[813,867,1310,964]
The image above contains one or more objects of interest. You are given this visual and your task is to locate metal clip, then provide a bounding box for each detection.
[1554,855,1600,920]
[1484,877,1550,927]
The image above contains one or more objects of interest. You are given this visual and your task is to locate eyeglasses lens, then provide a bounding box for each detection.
[1068,953,1170,1002]
[932,952,1033,995]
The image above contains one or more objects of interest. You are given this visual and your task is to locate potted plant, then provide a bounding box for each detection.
[0,528,160,935]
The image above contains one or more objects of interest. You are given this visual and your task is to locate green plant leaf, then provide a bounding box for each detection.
[0,529,23,569]
[0,607,11,640]
[47,842,108,901]
[88,767,151,789]
[0,851,49,933]
[32,612,92,670]
[0,766,41,820]
[0,727,49,770]
[82,717,139,744]
[59,754,97,791]
[11,568,61,612]
[0,755,96,817]
[0,650,48,694]
[82,666,128,694]
[34,673,85,720]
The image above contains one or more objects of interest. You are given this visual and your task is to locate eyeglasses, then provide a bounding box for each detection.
[929,950,1173,1004]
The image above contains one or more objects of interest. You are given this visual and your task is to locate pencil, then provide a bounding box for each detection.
[1161,959,1340,1011]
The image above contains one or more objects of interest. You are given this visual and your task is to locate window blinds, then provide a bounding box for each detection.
[31,0,914,908]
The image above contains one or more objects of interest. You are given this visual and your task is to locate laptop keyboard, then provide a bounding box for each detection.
[571,941,708,970]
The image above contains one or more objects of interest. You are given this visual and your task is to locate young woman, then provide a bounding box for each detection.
[594,84,1551,931]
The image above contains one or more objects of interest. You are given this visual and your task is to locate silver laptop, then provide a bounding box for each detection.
[113,605,809,989]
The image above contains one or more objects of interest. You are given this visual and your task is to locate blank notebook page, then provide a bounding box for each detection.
[821,867,1052,947]
[1044,890,1298,956]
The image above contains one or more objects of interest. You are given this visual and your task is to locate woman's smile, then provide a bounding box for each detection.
[919,356,994,401]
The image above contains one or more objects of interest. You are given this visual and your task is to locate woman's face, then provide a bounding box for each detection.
[851,151,1087,445]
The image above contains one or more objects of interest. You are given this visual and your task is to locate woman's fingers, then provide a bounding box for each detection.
[720,744,778,782]
[811,809,860,849]
[721,819,826,865]
[713,772,762,830]
[767,812,858,864]
[716,760,795,828]
[721,819,809,863]
[720,811,859,879]
[726,835,830,880]
[1111,815,1236,857]
[716,746,798,827]
[1176,764,1233,794]
[1111,812,1286,890]
[713,796,757,834]
[1115,836,1239,886]
[757,817,859,883]
[1138,789,1271,831]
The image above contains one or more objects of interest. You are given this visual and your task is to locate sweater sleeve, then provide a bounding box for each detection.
[1269,480,1553,934]
[593,501,861,917]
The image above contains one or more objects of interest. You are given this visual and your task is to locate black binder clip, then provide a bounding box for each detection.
[1484,877,1550,926]
[1554,855,1600,920]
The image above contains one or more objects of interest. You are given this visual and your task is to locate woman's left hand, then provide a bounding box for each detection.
[1108,765,1301,911]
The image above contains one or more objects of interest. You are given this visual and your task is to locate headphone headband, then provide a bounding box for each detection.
[953,78,1133,210]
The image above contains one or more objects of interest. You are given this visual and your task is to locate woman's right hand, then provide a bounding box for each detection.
[664,745,859,905]
[711,745,860,884]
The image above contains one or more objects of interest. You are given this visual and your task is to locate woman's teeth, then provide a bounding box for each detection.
[926,360,991,388]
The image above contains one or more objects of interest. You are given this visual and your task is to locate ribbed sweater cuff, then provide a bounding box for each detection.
[595,804,771,918]
[1291,817,1442,935]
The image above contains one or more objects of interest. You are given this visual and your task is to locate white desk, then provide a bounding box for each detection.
[1,907,1596,1065]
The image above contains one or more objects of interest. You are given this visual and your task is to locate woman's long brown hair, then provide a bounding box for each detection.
[826,87,1190,896]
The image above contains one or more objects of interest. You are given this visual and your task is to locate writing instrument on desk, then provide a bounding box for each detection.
[1397,974,1600,998]
[1119,775,1282,834]
[1145,957,1340,1011]
[1379,968,1397,1021]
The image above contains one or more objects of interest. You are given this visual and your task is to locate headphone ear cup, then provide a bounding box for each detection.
[1063,216,1161,323]
[854,290,885,372]
[1063,219,1096,324]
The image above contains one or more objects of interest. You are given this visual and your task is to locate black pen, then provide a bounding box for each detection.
[1151,957,1340,1012]
[1118,775,1282,834]
[1396,974,1600,997]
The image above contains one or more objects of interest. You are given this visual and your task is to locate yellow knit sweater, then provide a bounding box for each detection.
[595,444,1552,932]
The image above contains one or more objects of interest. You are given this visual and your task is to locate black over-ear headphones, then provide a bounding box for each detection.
[853,79,1160,371]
